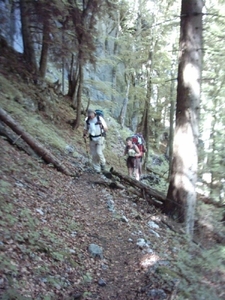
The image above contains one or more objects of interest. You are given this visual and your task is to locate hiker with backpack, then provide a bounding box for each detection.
[123,137,142,181]
[83,109,108,173]
[123,134,147,180]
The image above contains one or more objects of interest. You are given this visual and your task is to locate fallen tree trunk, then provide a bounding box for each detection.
[0,121,39,157]
[0,107,73,176]
[110,167,166,206]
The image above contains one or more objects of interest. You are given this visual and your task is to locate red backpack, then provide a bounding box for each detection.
[131,133,147,157]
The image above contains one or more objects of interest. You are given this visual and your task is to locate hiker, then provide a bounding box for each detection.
[83,109,108,173]
[123,137,141,181]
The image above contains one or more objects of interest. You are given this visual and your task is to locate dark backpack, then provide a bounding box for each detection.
[131,133,147,156]
[95,109,104,118]
[86,109,106,138]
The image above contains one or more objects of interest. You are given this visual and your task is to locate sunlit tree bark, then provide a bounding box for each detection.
[163,0,203,237]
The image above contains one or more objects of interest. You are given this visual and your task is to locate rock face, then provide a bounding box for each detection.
[82,18,125,116]
[0,1,23,53]
[0,3,125,116]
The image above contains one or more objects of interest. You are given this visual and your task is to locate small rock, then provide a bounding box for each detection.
[136,238,150,249]
[149,229,160,238]
[15,182,24,187]
[68,249,76,254]
[121,215,128,223]
[65,145,74,153]
[148,221,159,229]
[36,208,44,215]
[146,248,154,254]
[101,264,108,270]
[147,288,167,299]
[107,199,115,212]
[88,244,103,259]
[98,278,106,286]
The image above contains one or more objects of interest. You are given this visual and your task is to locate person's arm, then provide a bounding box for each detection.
[124,146,128,156]
[99,116,108,131]
[134,145,141,156]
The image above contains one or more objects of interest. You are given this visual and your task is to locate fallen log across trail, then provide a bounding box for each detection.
[109,167,166,208]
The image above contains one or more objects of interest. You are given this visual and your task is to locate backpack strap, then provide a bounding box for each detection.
[86,115,102,127]
[86,115,106,138]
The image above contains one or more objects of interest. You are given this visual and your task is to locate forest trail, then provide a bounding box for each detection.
[0,135,186,300]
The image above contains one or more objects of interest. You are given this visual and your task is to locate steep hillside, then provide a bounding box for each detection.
[1,41,225,300]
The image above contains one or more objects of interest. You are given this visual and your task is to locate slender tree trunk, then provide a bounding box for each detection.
[9,1,16,48]
[62,21,65,94]
[39,19,50,79]
[19,0,37,72]
[111,10,119,103]
[168,77,175,178]
[163,0,203,237]
[119,78,130,128]
[72,63,83,130]
[67,54,76,97]
[142,79,150,171]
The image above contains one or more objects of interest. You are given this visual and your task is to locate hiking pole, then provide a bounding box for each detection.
[83,136,91,165]
[83,136,88,155]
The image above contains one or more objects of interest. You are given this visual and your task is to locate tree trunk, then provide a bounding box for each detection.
[0,108,73,176]
[168,77,176,178]
[118,77,130,128]
[67,54,77,98]
[9,1,16,48]
[72,63,83,130]
[39,19,50,79]
[163,0,203,237]
[19,0,37,72]
[141,66,151,171]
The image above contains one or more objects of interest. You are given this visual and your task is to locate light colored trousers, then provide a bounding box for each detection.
[89,137,106,171]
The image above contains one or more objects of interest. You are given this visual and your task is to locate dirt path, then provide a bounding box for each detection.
[0,137,176,299]
[1,136,225,300]
[71,172,146,299]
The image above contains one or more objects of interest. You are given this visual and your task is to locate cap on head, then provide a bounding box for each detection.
[87,109,96,116]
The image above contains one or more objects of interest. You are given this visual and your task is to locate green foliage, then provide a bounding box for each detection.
[82,272,93,284]
[1,288,31,300]
[171,245,225,300]
[0,180,12,195]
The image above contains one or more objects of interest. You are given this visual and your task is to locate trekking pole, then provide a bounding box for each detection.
[83,136,89,156]
[84,136,91,166]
